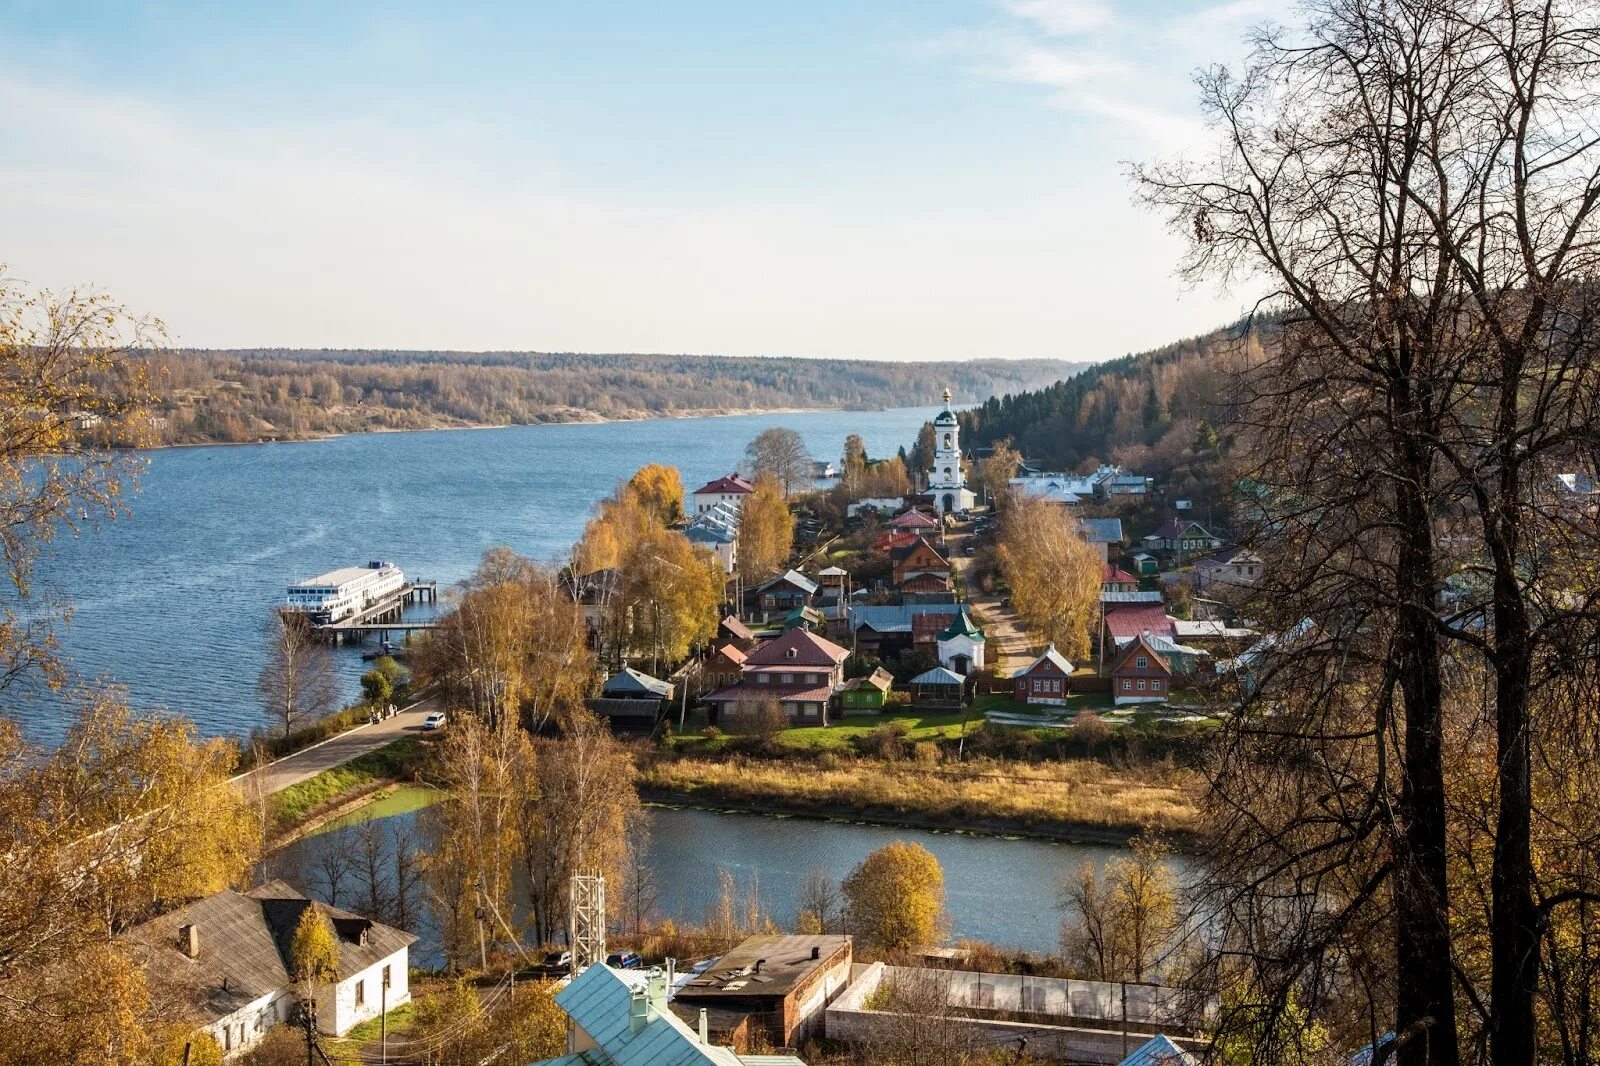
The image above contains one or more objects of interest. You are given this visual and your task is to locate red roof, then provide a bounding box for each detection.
[1102,564,1138,584]
[911,612,957,644]
[703,683,835,704]
[744,627,850,668]
[873,531,922,553]
[1104,604,1176,641]
[693,473,755,496]
[888,509,941,530]
[1111,632,1173,676]
[900,572,952,594]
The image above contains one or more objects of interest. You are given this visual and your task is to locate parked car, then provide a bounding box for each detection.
[421,711,447,730]
[606,951,644,970]
[963,545,976,556]
[540,950,573,976]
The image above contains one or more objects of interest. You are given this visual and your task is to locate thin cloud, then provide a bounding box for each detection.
[999,0,1115,36]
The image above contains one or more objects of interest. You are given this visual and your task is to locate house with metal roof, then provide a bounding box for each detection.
[839,668,894,711]
[538,964,805,1066]
[1077,518,1125,561]
[125,880,415,1058]
[750,570,819,622]
[701,628,850,727]
[909,665,966,709]
[935,611,986,674]
[690,473,756,516]
[1011,644,1075,705]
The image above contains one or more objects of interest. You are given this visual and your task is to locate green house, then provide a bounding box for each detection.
[783,605,825,632]
[838,667,894,711]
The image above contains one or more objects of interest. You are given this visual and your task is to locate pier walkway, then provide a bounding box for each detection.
[314,580,441,642]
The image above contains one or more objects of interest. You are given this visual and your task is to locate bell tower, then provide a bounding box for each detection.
[927,388,974,513]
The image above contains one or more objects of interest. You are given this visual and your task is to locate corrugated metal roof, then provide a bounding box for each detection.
[1118,1033,1198,1066]
[909,666,965,686]
[1079,517,1125,543]
[551,966,749,1066]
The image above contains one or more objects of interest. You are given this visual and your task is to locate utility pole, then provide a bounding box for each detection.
[474,876,490,972]
[569,871,607,972]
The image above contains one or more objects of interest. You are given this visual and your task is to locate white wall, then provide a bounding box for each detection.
[207,989,296,1059]
[323,948,411,1036]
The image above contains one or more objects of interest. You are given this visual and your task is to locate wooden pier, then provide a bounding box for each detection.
[315,581,440,644]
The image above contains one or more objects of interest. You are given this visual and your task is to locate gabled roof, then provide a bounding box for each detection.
[1112,632,1173,675]
[744,626,849,667]
[692,473,755,496]
[685,524,737,546]
[603,667,673,698]
[552,965,748,1066]
[817,565,849,578]
[938,611,985,642]
[719,615,755,642]
[841,667,894,693]
[1103,563,1139,584]
[848,604,957,634]
[1015,644,1074,677]
[888,509,941,530]
[909,666,966,686]
[709,643,748,665]
[1118,1033,1198,1066]
[899,572,953,594]
[889,536,948,564]
[1151,518,1216,540]
[755,569,819,596]
[1078,518,1124,544]
[125,881,416,1025]
[1105,604,1177,641]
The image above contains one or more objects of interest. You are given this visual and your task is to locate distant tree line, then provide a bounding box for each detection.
[110,348,1084,445]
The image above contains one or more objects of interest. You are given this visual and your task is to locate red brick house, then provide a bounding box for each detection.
[1111,632,1173,705]
[701,642,748,693]
[1102,563,1139,594]
[1102,604,1177,659]
[1011,645,1075,705]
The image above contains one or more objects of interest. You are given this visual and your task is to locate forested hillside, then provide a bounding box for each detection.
[959,319,1273,506]
[134,349,1085,445]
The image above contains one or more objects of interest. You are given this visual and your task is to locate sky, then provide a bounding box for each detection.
[0,0,1287,362]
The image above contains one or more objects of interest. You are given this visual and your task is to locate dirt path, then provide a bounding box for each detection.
[948,519,1041,676]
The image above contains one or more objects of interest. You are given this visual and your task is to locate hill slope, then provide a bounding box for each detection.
[146,349,1088,445]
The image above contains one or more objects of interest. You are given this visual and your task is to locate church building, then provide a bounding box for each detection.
[926,388,977,514]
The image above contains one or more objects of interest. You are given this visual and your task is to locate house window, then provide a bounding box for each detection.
[224,1027,232,1052]
[1136,656,1148,668]
[1152,679,1162,691]
[356,979,365,1007]
[1122,679,1132,691]
[782,673,794,684]
[758,673,770,684]
[1137,679,1147,691]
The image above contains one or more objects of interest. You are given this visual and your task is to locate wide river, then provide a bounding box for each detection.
[20,406,941,747]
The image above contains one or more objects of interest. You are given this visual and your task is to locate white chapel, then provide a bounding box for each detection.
[927,388,976,514]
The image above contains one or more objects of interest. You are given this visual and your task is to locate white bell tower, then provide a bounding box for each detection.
[927,388,975,513]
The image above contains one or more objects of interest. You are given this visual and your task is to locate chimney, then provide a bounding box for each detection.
[179,923,199,959]
[811,945,821,961]
[698,1008,709,1045]
[628,988,649,1034]
[754,958,765,975]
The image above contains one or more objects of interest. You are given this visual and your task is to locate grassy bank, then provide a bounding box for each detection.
[638,753,1200,839]
[269,737,428,834]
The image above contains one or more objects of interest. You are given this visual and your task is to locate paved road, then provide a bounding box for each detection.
[948,520,1041,676]
[235,696,439,797]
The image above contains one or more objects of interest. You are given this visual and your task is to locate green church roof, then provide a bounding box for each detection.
[937,610,985,642]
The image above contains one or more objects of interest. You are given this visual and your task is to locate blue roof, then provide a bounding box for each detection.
[849,604,953,634]
[1079,517,1125,543]
[1118,1034,1198,1066]
[909,666,965,686]
[549,966,747,1066]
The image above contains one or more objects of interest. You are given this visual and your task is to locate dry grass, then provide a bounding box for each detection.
[639,754,1199,836]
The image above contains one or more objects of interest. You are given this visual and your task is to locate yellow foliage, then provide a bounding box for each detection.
[737,472,794,581]
[843,842,948,951]
[996,492,1103,659]
[626,464,685,525]
[290,906,340,986]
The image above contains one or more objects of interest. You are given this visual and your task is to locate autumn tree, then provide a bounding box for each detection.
[973,437,1021,506]
[1057,835,1179,983]
[290,906,340,990]
[257,606,340,737]
[414,548,593,732]
[841,433,868,497]
[908,422,937,488]
[745,427,811,496]
[995,492,1102,659]
[520,708,641,945]
[860,455,913,499]
[843,842,947,952]
[795,868,842,935]
[625,463,685,525]
[619,529,722,672]
[737,472,793,582]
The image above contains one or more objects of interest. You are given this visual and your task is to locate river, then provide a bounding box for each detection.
[18,406,941,747]
[261,793,1145,966]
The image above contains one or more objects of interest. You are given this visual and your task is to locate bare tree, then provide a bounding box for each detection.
[258,606,339,737]
[308,828,353,908]
[1139,1,1600,1063]
[353,814,392,924]
[745,427,812,496]
[795,867,841,935]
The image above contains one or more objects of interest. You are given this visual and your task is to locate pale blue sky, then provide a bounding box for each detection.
[0,1,1284,360]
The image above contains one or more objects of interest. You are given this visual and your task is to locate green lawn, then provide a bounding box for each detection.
[971,690,1116,716]
[269,737,426,831]
[774,709,978,750]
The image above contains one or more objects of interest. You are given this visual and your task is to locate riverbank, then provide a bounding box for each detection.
[266,736,428,838]
[636,753,1200,844]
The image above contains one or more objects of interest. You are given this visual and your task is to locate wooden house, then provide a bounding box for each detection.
[701,627,850,726]
[1111,632,1173,705]
[751,569,819,622]
[1011,645,1075,705]
[890,537,949,588]
[838,667,894,712]
[702,643,749,693]
[718,615,758,651]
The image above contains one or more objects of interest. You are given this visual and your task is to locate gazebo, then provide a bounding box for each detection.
[908,666,966,710]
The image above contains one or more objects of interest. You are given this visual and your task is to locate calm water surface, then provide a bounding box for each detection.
[263,798,1138,965]
[20,407,939,746]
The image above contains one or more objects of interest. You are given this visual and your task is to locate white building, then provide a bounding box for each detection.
[686,502,741,574]
[128,881,415,1058]
[927,389,976,514]
[286,561,405,624]
[689,473,756,515]
[935,611,986,675]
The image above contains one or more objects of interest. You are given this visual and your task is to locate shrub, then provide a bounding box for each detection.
[862,719,912,760]
[1069,710,1112,746]
[701,725,724,741]
[728,700,788,746]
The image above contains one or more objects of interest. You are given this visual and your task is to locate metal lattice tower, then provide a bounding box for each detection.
[569,871,606,972]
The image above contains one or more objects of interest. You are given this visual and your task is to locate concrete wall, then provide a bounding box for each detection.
[825,963,1208,1065]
